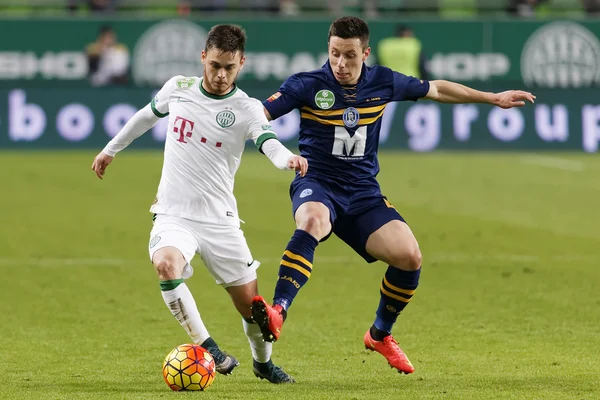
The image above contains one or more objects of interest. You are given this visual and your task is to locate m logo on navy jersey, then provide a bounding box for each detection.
[342,107,359,128]
[216,110,235,128]
[314,90,335,110]
[332,126,367,158]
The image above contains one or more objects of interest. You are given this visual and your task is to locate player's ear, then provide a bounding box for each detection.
[201,50,206,65]
[363,47,371,61]
[239,55,246,71]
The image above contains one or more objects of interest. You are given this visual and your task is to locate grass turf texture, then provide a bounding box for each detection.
[0,151,599,400]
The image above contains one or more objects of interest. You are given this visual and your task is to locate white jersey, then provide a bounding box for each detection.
[149,75,277,227]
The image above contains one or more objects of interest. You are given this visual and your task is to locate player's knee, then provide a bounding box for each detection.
[297,213,330,240]
[391,246,422,271]
[153,256,181,280]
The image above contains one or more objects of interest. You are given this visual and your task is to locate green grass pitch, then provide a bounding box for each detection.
[0,151,599,400]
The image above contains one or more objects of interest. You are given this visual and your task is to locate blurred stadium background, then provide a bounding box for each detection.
[1,1,599,399]
[1,0,600,17]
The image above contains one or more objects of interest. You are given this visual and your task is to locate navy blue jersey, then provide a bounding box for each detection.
[263,61,429,186]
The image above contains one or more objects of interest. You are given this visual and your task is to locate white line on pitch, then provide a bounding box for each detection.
[520,155,585,172]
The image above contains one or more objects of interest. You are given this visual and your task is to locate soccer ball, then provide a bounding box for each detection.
[162,344,216,391]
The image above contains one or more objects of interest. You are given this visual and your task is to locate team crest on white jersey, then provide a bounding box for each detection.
[216,110,236,128]
[176,77,196,89]
[299,189,313,198]
[343,107,359,128]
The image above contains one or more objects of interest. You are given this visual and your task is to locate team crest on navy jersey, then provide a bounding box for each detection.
[342,107,359,128]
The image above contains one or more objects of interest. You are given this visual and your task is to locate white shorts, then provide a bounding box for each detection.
[149,214,259,287]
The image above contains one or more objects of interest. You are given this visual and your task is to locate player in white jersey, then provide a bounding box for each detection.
[91,24,306,384]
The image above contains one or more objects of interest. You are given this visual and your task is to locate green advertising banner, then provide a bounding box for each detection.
[1,86,599,152]
[1,18,599,88]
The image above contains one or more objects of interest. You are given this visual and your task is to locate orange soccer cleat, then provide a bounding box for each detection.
[363,329,415,374]
[251,296,285,342]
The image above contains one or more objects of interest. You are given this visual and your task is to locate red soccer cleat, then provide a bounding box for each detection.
[363,329,415,374]
[251,296,285,342]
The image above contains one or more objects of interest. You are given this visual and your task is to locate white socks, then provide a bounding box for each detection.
[243,318,272,363]
[162,282,273,364]
[161,283,210,345]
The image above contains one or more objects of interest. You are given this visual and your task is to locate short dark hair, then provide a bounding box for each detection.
[205,24,247,55]
[396,25,413,37]
[98,25,114,37]
[328,16,370,48]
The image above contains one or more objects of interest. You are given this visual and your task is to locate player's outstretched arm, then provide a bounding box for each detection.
[91,103,160,179]
[424,80,536,109]
[261,139,308,177]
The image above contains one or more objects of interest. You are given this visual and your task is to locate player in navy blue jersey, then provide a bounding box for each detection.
[251,16,535,374]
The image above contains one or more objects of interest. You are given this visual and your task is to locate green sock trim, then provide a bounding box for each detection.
[159,279,184,291]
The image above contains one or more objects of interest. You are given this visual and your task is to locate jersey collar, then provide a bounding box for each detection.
[199,78,238,100]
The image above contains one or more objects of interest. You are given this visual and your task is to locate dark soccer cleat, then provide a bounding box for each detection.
[253,360,295,384]
[251,296,285,342]
[363,329,415,374]
[213,352,239,375]
[201,337,240,375]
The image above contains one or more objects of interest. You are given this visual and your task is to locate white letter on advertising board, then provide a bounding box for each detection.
[405,104,440,151]
[453,104,479,141]
[535,104,568,142]
[488,108,524,142]
[8,89,46,141]
[56,104,95,141]
[582,105,600,152]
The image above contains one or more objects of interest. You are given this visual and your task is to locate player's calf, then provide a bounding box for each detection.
[243,307,293,382]
[365,220,422,338]
[271,228,319,312]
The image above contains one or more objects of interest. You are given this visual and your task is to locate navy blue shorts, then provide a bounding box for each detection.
[290,176,405,263]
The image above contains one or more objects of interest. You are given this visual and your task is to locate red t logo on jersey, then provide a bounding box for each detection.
[173,116,195,143]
